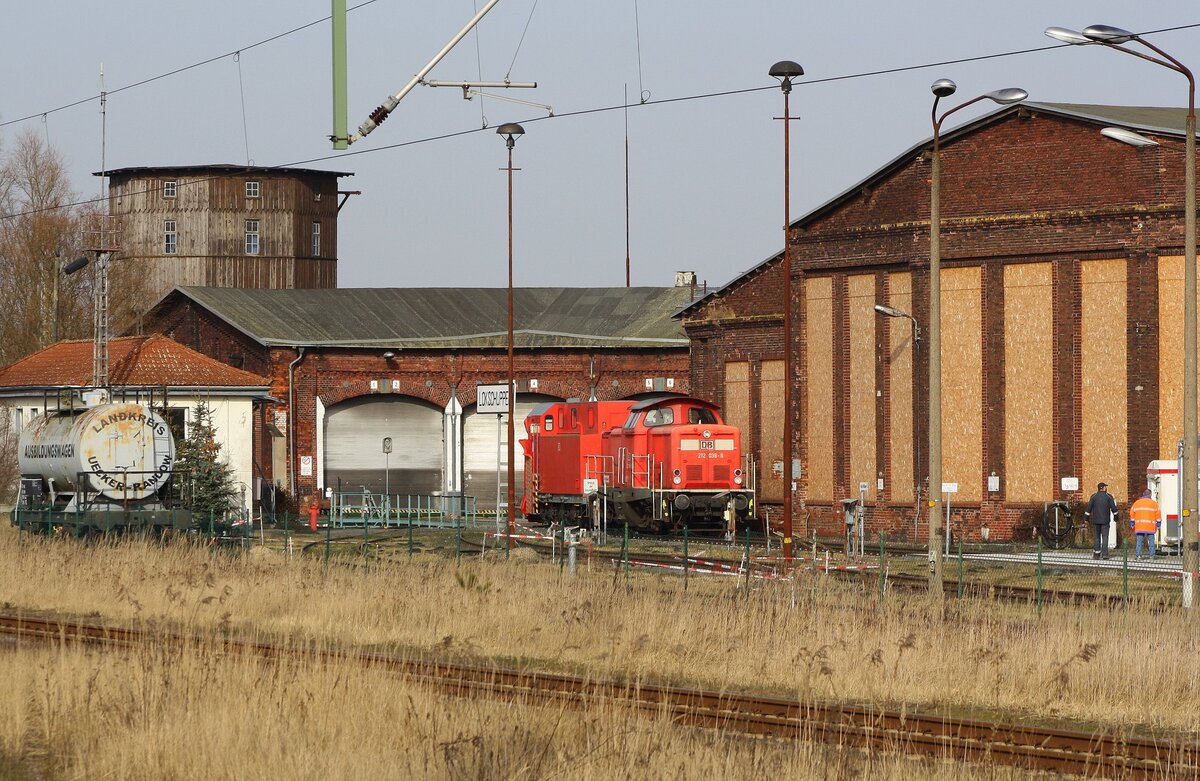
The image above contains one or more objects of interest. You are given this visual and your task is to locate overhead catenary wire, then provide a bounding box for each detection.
[235,52,252,166]
[471,0,487,128]
[504,0,539,82]
[632,0,648,103]
[4,16,1195,135]
[0,0,383,130]
[5,22,1200,223]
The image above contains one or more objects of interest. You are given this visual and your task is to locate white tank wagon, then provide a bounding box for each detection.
[14,403,190,535]
[19,403,175,502]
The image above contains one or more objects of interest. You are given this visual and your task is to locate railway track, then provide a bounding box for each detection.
[300,528,1156,613]
[0,611,1193,778]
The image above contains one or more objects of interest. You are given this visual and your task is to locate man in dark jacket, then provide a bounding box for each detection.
[1083,482,1118,559]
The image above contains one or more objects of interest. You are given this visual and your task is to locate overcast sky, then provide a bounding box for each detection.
[1,2,1196,292]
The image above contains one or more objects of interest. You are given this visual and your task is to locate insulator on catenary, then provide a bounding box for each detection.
[369,105,390,125]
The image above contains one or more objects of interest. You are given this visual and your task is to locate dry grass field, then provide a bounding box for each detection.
[0,522,1196,779]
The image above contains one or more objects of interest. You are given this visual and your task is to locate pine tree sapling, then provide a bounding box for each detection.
[175,401,237,531]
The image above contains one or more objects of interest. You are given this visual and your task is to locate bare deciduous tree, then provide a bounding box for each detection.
[0,130,95,366]
[0,412,17,505]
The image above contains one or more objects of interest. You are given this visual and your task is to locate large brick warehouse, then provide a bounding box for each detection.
[681,102,1198,543]
[143,285,696,511]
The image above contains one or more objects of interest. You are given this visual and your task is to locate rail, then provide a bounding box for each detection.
[1,611,1193,779]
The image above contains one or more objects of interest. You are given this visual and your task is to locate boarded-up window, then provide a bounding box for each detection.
[1082,259,1127,504]
[807,277,834,501]
[942,267,982,502]
[848,274,876,499]
[760,360,784,501]
[724,360,750,443]
[1159,256,1199,461]
[888,272,914,503]
[1004,263,1053,502]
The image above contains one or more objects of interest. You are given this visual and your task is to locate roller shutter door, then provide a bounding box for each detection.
[463,394,557,512]
[324,396,442,497]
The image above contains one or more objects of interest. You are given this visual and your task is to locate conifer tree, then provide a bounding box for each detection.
[175,400,236,527]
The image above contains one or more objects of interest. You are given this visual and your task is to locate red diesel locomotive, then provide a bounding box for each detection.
[520,396,754,534]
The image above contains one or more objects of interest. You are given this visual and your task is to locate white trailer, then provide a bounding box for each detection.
[1146,460,1190,554]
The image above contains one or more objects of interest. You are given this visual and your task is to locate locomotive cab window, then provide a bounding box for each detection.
[688,408,718,425]
[644,409,674,427]
[543,416,553,432]
[623,411,641,429]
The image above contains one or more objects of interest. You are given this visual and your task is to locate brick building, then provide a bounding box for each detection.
[143,285,695,510]
[681,103,1197,542]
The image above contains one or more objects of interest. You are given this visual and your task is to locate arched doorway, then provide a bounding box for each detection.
[323,395,442,497]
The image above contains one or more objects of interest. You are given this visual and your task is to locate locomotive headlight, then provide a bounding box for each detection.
[734,468,743,486]
[673,476,682,485]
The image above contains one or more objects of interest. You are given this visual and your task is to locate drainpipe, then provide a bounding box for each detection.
[287,347,306,497]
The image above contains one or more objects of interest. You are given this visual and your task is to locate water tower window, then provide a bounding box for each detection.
[163,180,177,198]
[245,220,260,255]
[163,220,177,255]
[245,181,260,199]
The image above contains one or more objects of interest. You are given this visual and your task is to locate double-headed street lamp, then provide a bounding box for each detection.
[497,121,525,549]
[1046,24,1197,604]
[770,59,804,563]
[928,80,1027,595]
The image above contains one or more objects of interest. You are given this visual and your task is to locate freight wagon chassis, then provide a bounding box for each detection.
[12,508,193,539]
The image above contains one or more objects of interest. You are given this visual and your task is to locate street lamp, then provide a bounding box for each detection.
[928,79,1027,596]
[770,59,803,563]
[1046,24,1197,604]
[497,121,524,549]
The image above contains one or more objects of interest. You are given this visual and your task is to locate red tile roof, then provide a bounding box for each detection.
[0,335,269,389]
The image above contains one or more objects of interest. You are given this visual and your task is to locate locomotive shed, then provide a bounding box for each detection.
[143,283,701,513]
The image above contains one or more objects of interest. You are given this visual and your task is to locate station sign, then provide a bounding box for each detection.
[477,383,513,415]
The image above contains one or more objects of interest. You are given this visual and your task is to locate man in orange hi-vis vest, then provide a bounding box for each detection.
[1129,490,1161,559]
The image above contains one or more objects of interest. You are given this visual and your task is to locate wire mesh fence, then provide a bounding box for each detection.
[10,500,1200,609]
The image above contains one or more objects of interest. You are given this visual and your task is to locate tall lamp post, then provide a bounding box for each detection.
[874,303,922,531]
[928,80,1027,595]
[497,122,524,549]
[1046,25,1197,604]
[770,59,804,563]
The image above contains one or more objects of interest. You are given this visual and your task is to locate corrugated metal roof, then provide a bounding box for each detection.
[158,287,696,348]
[0,335,271,389]
[675,102,1194,319]
[1024,103,1195,137]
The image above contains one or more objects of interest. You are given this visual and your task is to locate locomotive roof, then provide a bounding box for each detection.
[629,396,718,412]
[151,286,696,349]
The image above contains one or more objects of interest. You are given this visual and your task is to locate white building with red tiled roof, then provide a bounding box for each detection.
[0,335,273,509]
